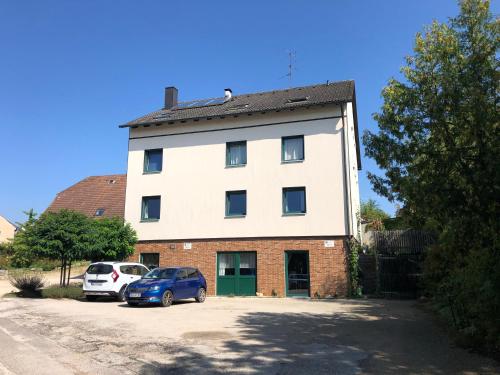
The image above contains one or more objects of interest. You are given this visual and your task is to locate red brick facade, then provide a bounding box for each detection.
[131,237,349,297]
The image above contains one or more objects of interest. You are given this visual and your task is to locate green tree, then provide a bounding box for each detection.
[363,0,499,351]
[88,218,137,261]
[10,209,38,268]
[360,199,390,231]
[32,210,93,286]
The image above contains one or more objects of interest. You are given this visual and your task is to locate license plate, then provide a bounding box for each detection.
[129,293,141,298]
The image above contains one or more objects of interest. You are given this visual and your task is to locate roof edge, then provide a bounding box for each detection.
[119,100,351,129]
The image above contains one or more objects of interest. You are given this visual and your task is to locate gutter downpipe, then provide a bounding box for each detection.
[340,103,353,238]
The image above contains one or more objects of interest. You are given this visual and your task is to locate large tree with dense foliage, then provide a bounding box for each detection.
[87,217,137,261]
[363,0,499,352]
[11,210,138,286]
[31,210,93,286]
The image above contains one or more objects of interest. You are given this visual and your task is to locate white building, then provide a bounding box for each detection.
[121,81,361,297]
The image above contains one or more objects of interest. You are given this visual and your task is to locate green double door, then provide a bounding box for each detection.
[217,252,256,296]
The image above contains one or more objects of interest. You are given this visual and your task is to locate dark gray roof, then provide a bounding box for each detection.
[120,80,356,128]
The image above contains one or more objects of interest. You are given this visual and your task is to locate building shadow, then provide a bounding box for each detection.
[139,299,498,374]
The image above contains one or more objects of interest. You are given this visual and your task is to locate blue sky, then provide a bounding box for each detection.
[1,1,494,224]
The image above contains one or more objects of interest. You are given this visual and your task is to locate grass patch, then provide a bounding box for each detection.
[41,284,83,299]
[2,292,19,298]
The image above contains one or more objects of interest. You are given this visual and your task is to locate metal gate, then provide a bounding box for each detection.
[372,230,435,298]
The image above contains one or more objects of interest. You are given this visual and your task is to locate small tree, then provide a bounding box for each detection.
[360,200,390,231]
[88,218,137,261]
[32,210,92,286]
[10,209,38,268]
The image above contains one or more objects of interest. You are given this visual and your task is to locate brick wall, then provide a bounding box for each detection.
[132,237,349,297]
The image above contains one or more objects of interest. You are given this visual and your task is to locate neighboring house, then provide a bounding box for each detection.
[46,174,126,219]
[120,81,361,297]
[0,215,17,243]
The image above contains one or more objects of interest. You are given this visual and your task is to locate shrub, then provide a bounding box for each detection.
[9,271,45,293]
[348,239,362,298]
[41,284,83,299]
[424,239,500,354]
[0,255,11,269]
[10,249,33,268]
[31,258,59,271]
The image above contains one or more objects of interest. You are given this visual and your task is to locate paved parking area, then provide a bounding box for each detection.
[0,296,497,374]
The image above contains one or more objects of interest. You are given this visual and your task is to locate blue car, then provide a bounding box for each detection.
[125,267,207,307]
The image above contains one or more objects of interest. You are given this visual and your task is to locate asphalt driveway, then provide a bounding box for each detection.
[0,296,497,374]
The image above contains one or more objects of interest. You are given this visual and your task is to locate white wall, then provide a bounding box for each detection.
[0,216,16,243]
[125,105,359,240]
[344,102,361,239]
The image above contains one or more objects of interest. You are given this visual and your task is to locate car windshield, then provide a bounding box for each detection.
[86,264,113,274]
[142,268,177,279]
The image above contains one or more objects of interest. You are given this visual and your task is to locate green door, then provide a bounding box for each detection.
[285,251,310,297]
[217,252,256,296]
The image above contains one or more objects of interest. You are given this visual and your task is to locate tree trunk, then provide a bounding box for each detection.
[59,258,64,286]
[62,258,67,287]
[67,261,72,286]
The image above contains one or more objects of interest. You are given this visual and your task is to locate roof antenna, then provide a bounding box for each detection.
[285,50,296,87]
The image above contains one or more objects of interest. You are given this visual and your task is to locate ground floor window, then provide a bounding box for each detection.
[218,253,235,276]
[239,252,256,275]
[140,253,160,269]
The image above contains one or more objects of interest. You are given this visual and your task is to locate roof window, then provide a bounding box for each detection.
[286,96,309,104]
[226,104,249,111]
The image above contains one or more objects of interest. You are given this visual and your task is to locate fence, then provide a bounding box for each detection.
[360,230,436,298]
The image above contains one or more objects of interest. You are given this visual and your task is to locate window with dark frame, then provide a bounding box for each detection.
[144,149,163,173]
[283,187,306,214]
[141,196,161,221]
[95,208,105,217]
[225,190,247,217]
[282,135,304,162]
[226,141,247,167]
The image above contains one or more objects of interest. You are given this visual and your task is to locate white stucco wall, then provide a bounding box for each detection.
[344,102,361,239]
[0,215,16,243]
[125,105,360,240]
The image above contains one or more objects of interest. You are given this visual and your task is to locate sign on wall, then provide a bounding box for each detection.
[324,240,335,248]
[184,242,192,250]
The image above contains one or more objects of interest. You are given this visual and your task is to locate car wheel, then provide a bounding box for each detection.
[127,301,138,307]
[117,285,127,302]
[86,295,98,302]
[195,288,206,303]
[161,290,173,307]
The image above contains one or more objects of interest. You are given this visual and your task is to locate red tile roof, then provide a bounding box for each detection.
[46,174,126,219]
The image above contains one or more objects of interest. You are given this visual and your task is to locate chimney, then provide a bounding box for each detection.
[164,86,178,109]
[224,88,232,102]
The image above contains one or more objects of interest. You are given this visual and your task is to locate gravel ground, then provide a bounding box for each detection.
[0,296,497,374]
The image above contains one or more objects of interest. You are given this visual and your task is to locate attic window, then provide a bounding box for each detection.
[286,97,309,104]
[226,104,249,111]
[95,208,105,217]
[153,113,171,120]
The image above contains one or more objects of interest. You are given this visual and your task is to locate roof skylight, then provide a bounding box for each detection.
[286,96,309,104]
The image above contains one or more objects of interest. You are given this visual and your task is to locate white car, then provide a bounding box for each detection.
[83,262,149,301]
